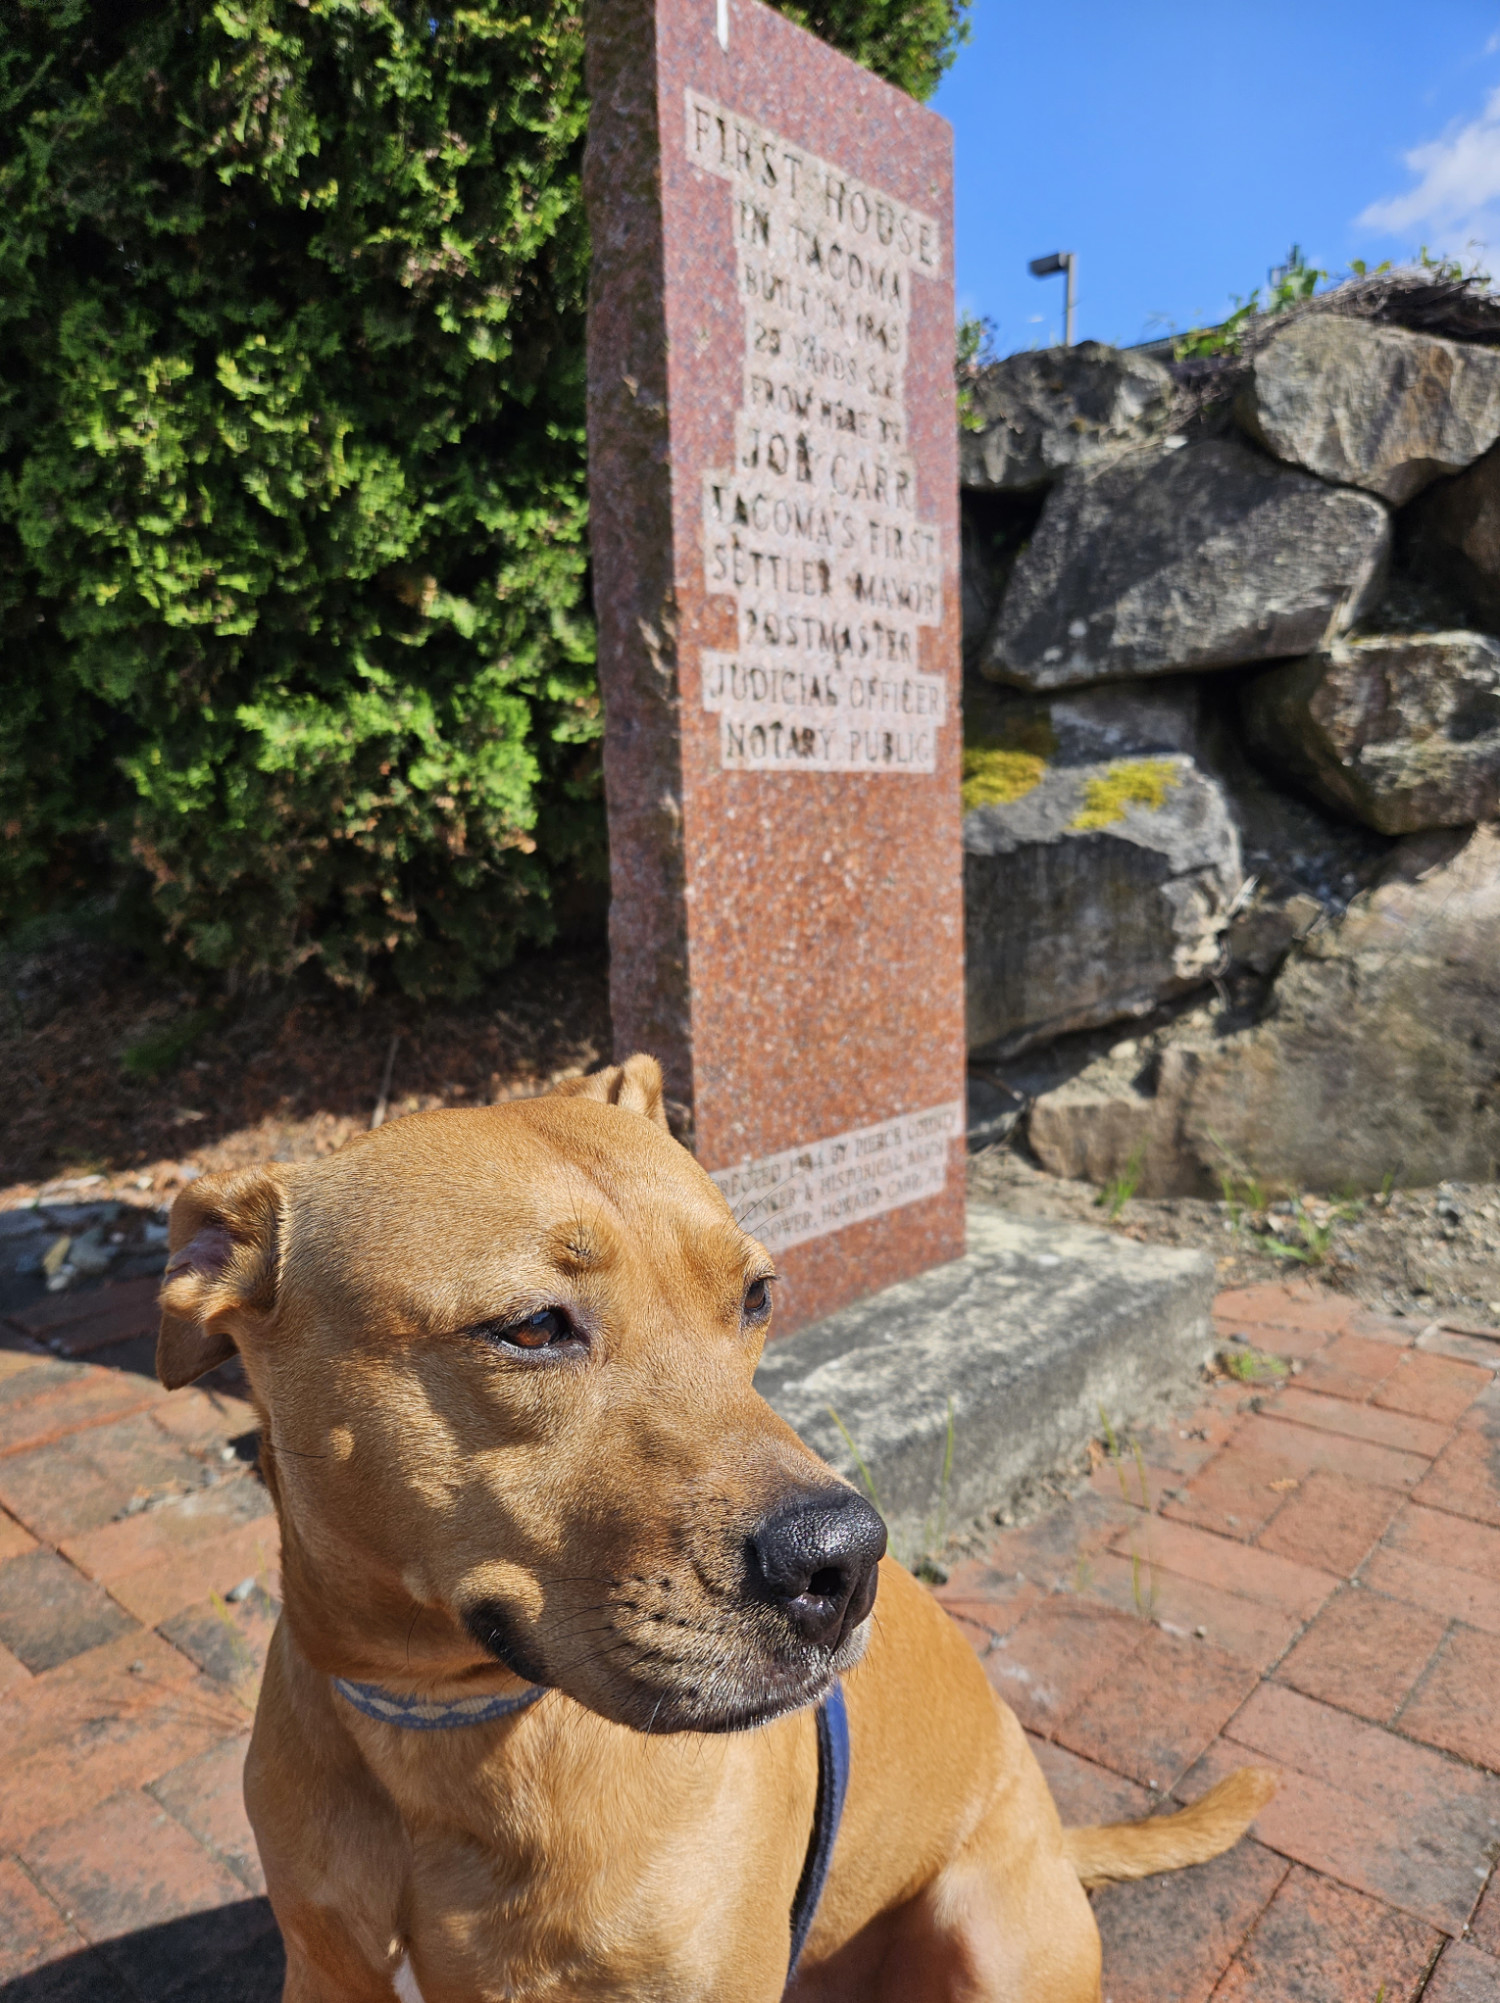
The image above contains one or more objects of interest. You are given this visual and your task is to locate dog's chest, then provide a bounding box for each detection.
[363,1706,811,2000]
[398,1820,794,2002]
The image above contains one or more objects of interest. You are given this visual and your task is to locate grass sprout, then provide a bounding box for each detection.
[1097,1140,1148,1220]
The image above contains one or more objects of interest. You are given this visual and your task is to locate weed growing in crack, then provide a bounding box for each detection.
[1097,1141,1148,1221]
[827,1399,955,1580]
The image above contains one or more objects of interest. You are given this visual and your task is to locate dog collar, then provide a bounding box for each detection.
[332,1677,546,1730]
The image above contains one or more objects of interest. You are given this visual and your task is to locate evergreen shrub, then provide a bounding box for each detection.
[0,0,966,997]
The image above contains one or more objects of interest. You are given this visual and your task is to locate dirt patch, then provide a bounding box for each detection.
[968,1138,1500,1325]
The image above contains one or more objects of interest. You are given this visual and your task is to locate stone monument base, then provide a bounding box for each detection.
[757,1206,1215,1562]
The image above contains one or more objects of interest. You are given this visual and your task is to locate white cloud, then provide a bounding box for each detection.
[1358,84,1500,253]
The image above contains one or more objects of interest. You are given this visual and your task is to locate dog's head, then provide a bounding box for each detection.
[157,1055,884,1732]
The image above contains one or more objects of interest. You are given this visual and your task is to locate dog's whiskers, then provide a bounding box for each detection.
[543,1605,618,1639]
[542,1624,624,1660]
[545,1631,647,1672]
[730,1187,779,1234]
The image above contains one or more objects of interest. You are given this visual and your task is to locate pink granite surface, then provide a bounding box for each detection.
[585,0,965,1331]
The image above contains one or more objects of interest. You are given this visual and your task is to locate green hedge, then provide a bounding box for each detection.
[0,0,965,998]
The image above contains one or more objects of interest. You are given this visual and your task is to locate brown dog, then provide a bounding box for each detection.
[158,1054,1273,2001]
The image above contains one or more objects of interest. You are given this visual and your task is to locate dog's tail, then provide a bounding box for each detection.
[1064,1766,1277,1887]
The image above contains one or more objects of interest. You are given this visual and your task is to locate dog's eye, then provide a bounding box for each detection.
[479,1308,575,1352]
[742,1278,773,1322]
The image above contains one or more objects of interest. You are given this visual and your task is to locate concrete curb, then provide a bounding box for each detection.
[756,1204,1215,1560]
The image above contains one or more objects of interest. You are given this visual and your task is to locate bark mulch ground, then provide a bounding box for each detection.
[0,931,611,1201]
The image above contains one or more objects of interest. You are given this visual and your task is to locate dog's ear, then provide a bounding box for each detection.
[157,1167,286,1390]
[552,1053,669,1131]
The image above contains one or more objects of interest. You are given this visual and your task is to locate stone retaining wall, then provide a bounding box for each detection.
[959,284,1500,1194]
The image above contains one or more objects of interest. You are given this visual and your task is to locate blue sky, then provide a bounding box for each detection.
[932,1,1500,353]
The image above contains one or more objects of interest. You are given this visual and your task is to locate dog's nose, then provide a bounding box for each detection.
[749,1489,887,1649]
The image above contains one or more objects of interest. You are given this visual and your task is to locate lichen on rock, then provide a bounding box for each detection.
[961,744,1049,811]
[960,708,1058,812]
[1069,758,1182,830]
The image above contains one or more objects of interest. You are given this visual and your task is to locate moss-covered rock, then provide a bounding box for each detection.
[1069,758,1182,831]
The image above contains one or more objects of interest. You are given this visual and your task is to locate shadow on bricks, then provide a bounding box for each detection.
[0,1899,285,2003]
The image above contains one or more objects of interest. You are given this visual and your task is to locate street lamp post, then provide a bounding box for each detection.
[1028,251,1076,347]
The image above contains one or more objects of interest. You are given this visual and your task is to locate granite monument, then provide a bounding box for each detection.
[585,0,965,1330]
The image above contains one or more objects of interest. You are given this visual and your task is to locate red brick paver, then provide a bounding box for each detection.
[1254,1467,1404,1575]
[1415,1411,1500,1529]
[20,1787,276,1996]
[0,1630,247,1848]
[0,1546,138,1671]
[1297,1330,1410,1402]
[0,1359,163,1458]
[0,1850,83,1982]
[5,1268,1500,2001]
[1055,1624,1257,1791]
[983,1593,1135,1734]
[1374,1351,1491,1426]
[1425,1941,1500,2001]
[1276,1584,1448,1723]
[1189,1683,1500,1933]
[1076,1549,1302,1670]
[1271,1381,1452,1458]
[0,1508,37,1563]
[6,1275,162,1352]
[0,1408,217,1541]
[1209,1865,1442,2003]
[1113,1511,1337,1617]
[1398,1626,1500,1770]
[20,1788,248,1947]
[1089,1840,1290,2003]
[1470,1871,1500,1958]
[148,1734,265,1893]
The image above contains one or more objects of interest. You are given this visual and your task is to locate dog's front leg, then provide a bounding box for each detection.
[790,1851,1100,2003]
[866,1847,1102,2003]
[868,1699,1103,2003]
[791,1691,1102,2003]
[274,1924,408,2003]
[247,1627,415,2003]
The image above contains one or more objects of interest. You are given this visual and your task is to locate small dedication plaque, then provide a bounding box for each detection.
[689,93,946,773]
[712,1102,964,1257]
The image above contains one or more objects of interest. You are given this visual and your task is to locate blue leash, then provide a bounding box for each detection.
[787,1682,850,1980]
[331,1673,849,1979]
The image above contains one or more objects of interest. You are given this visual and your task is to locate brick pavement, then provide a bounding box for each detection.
[0,1279,282,2000]
[4,1275,1500,1998]
[939,1282,1500,2000]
